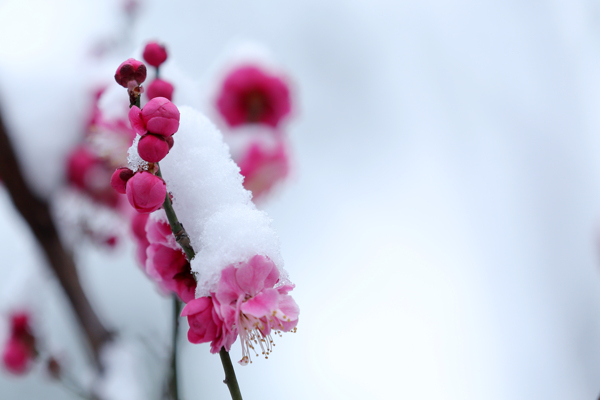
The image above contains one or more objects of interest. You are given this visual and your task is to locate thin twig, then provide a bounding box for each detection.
[156,167,195,261]
[0,105,112,368]
[167,296,182,400]
[219,348,243,400]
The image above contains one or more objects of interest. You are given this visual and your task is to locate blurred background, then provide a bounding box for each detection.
[2,0,600,399]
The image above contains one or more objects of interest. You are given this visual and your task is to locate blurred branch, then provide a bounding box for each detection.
[0,106,112,369]
[166,297,181,400]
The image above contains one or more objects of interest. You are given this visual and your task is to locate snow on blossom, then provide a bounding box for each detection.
[182,255,298,364]
[159,107,286,297]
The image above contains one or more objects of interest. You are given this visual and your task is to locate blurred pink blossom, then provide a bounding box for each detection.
[216,65,291,128]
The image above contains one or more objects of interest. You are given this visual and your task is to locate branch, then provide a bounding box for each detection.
[167,296,181,400]
[0,106,113,368]
[156,166,242,400]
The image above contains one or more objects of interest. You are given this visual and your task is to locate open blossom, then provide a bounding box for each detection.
[238,140,289,199]
[128,97,180,137]
[66,145,119,207]
[182,255,299,365]
[216,65,291,128]
[2,312,36,375]
[144,216,197,302]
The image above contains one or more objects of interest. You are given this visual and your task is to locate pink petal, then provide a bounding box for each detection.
[276,284,295,295]
[236,255,276,295]
[128,106,146,135]
[278,294,300,321]
[138,134,170,162]
[240,288,279,318]
[181,297,211,317]
[216,266,243,305]
[146,117,179,137]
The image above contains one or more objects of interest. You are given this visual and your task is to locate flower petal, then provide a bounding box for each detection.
[128,106,146,135]
[216,266,243,305]
[240,288,279,318]
[236,255,276,295]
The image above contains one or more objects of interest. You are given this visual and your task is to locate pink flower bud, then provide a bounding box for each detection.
[110,167,134,194]
[2,338,32,375]
[125,171,166,213]
[165,135,174,149]
[216,65,291,128]
[138,134,170,163]
[115,58,147,88]
[146,78,174,101]
[143,42,168,68]
[128,97,180,137]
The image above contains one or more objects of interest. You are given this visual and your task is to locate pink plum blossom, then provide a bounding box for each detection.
[110,167,134,194]
[143,217,197,302]
[114,58,147,88]
[2,312,36,375]
[125,171,166,213]
[131,213,150,265]
[146,78,174,101]
[182,255,299,365]
[138,134,170,163]
[2,339,31,375]
[128,97,180,137]
[216,65,291,128]
[143,42,168,68]
[238,140,289,199]
[66,145,119,207]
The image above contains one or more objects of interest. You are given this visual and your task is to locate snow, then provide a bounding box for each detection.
[159,107,285,296]
[94,340,144,400]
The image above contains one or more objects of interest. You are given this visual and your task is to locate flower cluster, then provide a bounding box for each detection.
[2,312,37,375]
[110,92,181,213]
[215,63,294,199]
[143,214,196,302]
[182,255,299,365]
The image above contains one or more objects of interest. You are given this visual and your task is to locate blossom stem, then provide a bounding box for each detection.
[167,296,182,400]
[219,348,243,400]
[155,167,195,261]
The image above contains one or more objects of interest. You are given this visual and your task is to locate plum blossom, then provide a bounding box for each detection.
[143,42,168,68]
[2,312,36,375]
[66,145,119,207]
[114,58,147,89]
[125,171,166,213]
[216,65,291,128]
[143,215,196,303]
[128,97,180,137]
[182,255,299,365]
[238,140,289,199]
[146,79,174,101]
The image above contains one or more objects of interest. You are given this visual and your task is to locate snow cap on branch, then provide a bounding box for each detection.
[158,107,286,297]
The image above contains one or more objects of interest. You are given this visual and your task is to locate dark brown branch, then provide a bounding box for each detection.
[0,107,112,368]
